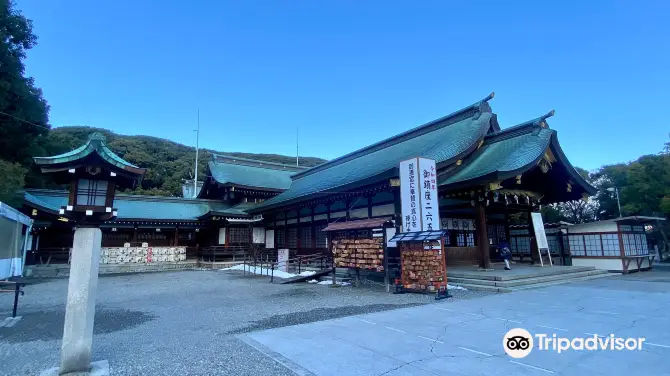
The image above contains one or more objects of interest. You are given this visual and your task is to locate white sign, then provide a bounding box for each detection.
[277,249,289,272]
[400,158,421,232]
[418,158,440,231]
[531,212,549,250]
[400,157,441,232]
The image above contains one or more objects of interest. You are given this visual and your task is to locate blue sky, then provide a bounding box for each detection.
[17,0,669,170]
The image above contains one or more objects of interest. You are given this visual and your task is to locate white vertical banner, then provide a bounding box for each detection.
[530,212,549,250]
[399,158,421,232]
[418,158,440,231]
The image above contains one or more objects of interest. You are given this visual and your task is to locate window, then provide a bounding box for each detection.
[76,179,108,206]
[315,225,328,248]
[602,234,620,256]
[299,226,312,248]
[286,227,297,248]
[511,236,530,254]
[487,223,506,245]
[228,227,250,245]
[457,232,475,247]
[276,229,286,248]
[584,234,602,256]
[623,233,649,256]
[568,235,586,256]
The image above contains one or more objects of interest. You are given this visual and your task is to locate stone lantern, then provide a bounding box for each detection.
[35,133,145,375]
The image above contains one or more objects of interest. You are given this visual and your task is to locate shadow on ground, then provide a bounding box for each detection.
[229,303,424,334]
[0,306,157,343]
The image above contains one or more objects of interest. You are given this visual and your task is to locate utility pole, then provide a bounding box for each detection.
[296,126,299,167]
[194,109,200,198]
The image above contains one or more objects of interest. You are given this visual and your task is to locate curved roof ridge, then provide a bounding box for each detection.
[290,93,495,181]
[33,132,145,173]
[484,110,555,143]
[211,153,309,171]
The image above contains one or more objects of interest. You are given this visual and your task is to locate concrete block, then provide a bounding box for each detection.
[40,359,109,376]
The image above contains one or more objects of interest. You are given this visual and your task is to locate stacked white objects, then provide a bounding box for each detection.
[100,246,187,264]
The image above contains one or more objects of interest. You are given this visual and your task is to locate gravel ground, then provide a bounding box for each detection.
[0,270,494,376]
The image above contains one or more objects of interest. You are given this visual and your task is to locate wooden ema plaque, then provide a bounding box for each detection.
[399,240,447,293]
[332,238,385,271]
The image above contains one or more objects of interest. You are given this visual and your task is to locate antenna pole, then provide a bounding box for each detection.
[296,126,299,167]
[194,109,200,198]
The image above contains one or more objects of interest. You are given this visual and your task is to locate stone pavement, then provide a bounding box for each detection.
[1,270,488,375]
[243,274,670,376]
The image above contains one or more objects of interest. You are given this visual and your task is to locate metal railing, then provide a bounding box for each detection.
[240,252,333,283]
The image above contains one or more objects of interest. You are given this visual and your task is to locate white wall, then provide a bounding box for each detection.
[571,257,652,272]
[572,258,622,271]
[252,227,265,244]
[372,203,395,217]
[218,228,226,245]
[567,221,618,234]
[330,211,346,219]
[265,229,275,248]
[349,207,368,219]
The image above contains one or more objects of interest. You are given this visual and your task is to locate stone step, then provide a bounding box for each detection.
[318,275,351,283]
[452,272,616,293]
[498,272,618,292]
[448,270,610,288]
[448,266,598,281]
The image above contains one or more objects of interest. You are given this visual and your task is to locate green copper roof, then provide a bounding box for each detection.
[24,192,60,214]
[24,190,247,221]
[251,95,496,211]
[440,124,553,186]
[208,154,305,191]
[438,112,597,199]
[33,132,145,174]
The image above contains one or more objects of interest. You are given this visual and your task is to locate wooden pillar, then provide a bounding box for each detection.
[393,189,402,231]
[174,226,179,246]
[367,196,373,218]
[296,210,301,250]
[311,207,316,249]
[476,203,490,269]
[345,199,351,221]
[132,225,138,243]
[528,211,539,264]
[504,212,511,241]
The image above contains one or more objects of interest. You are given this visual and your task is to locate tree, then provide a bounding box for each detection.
[552,167,599,224]
[592,150,670,260]
[0,0,50,187]
[0,159,26,206]
[38,126,327,197]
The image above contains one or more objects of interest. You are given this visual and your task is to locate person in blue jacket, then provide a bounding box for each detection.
[498,238,512,270]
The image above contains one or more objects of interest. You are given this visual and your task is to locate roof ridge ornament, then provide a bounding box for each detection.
[88,132,107,143]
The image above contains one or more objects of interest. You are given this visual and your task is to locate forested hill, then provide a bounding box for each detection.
[41,126,327,197]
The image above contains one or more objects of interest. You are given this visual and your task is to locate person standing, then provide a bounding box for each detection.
[499,238,512,270]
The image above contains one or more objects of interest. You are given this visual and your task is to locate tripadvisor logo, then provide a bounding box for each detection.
[503,328,533,358]
[503,328,646,358]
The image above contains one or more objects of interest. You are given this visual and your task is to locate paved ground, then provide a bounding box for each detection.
[244,272,670,376]
[0,269,488,376]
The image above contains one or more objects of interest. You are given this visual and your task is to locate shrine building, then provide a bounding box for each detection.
[22,93,595,271]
